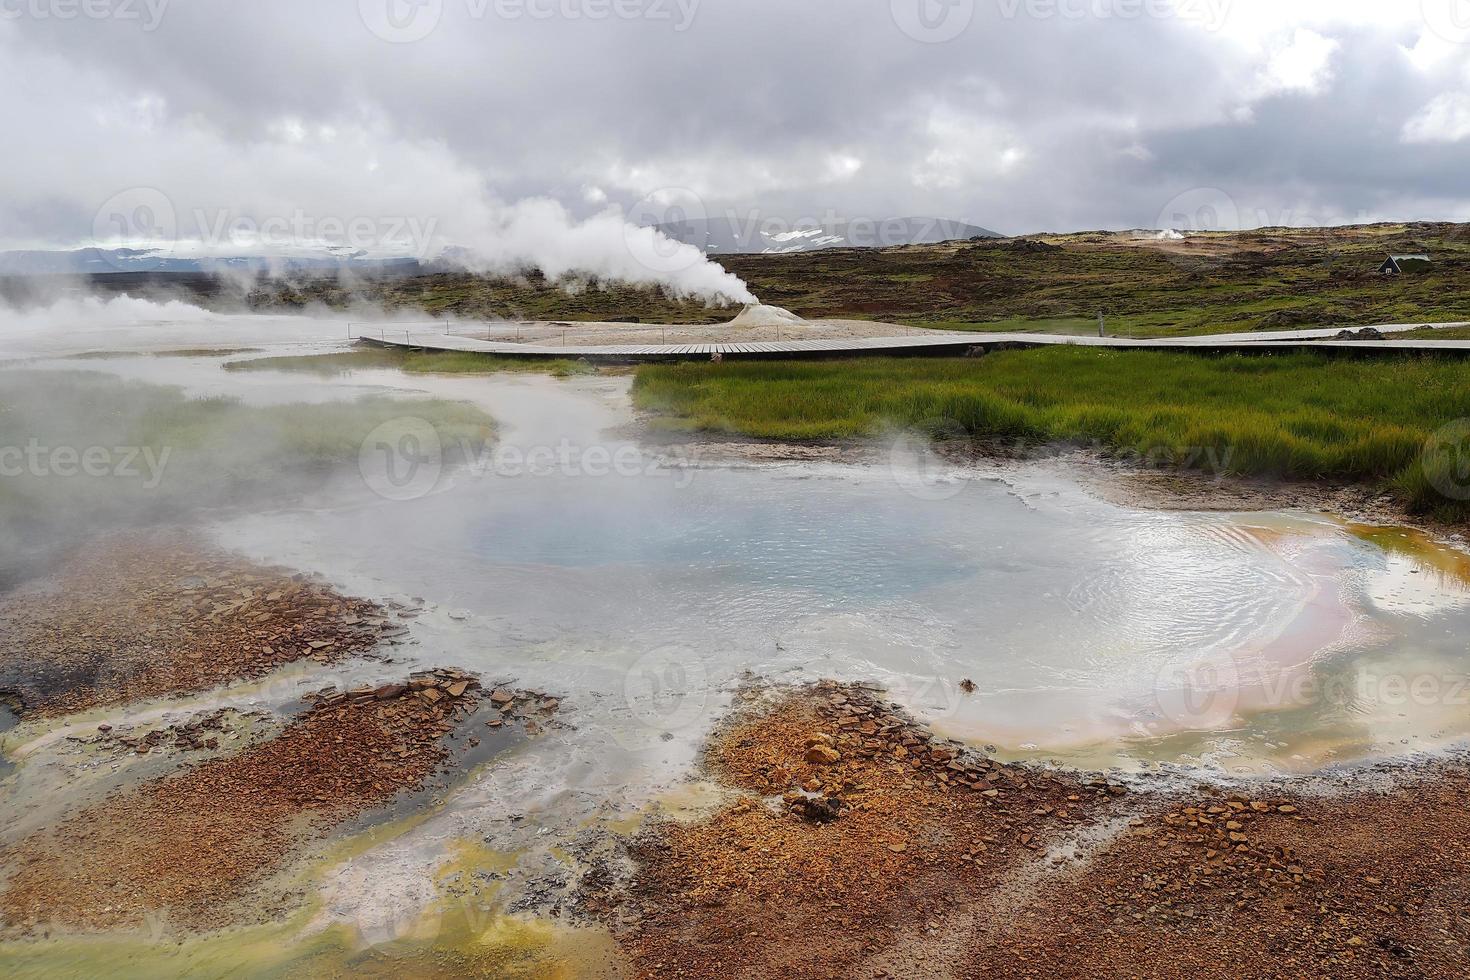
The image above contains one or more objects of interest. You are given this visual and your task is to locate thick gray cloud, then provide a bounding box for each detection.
[1,0,1468,255]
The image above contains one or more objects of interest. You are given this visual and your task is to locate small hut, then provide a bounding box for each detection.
[1378,254,1432,275]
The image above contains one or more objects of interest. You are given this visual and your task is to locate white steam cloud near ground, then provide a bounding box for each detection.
[449,198,756,305]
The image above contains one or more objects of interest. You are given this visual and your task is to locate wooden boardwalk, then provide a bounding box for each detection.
[355,322,1470,363]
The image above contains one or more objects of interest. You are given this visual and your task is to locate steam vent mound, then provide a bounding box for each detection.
[726,303,805,328]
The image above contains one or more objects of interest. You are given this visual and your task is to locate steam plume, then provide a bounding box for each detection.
[450,198,757,306]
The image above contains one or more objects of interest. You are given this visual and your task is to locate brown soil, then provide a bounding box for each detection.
[0,669,494,933]
[0,530,388,718]
[597,681,1132,978]
[975,768,1470,979]
[599,682,1470,980]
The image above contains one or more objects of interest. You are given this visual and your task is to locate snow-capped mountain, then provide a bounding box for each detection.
[654,216,1001,254]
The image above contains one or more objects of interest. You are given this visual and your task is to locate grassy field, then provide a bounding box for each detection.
[223,348,594,377]
[69,222,1470,338]
[633,348,1470,519]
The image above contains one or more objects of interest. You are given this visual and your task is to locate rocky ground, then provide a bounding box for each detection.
[592,682,1470,980]
[0,531,389,717]
[0,668,517,933]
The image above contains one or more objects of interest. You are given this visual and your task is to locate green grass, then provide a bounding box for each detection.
[633,348,1470,519]
[223,348,595,377]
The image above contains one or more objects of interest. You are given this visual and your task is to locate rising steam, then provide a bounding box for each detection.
[447,197,757,306]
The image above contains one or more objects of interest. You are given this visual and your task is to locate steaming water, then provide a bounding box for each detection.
[10,339,1470,779]
[196,366,1470,778]
[7,334,1470,949]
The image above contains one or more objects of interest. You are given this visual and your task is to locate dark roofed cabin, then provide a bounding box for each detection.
[1379,254,1432,275]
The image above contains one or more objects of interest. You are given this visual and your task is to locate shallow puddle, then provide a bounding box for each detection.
[13,342,1466,777]
[188,365,1470,781]
[6,329,1470,970]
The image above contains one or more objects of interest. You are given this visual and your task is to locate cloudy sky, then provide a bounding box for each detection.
[3,0,1470,259]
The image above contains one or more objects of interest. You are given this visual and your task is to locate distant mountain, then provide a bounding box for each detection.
[0,247,423,276]
[654,216,1002,254]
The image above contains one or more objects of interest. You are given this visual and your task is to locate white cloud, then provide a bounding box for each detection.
[823,154,863,182]
[1403,92,1470,143]
[1258,29,1340,96]
[1,2,1469,249]
[911,108,1025,191]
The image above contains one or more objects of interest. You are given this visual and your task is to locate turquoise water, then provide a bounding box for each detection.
[6,345,1470,775]
[200,368,1470,777]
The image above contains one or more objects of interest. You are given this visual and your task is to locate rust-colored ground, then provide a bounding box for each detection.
[603,683,1470,980]
[0,531,387,717]
[600,681,1130,978]
[0,670,489,933]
